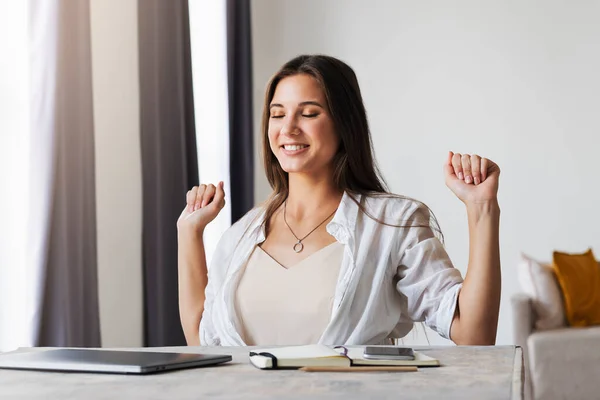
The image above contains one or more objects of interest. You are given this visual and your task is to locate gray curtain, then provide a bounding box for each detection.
[138,0,198,347]
[227,0,255,223]
[29,0,101,347]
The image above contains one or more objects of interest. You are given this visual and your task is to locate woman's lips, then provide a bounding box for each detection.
[281,144,309,156]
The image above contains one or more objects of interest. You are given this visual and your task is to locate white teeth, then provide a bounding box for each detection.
[283,144,308,151]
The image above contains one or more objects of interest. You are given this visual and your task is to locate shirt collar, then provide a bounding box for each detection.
[329,190,360,232]
[247,191,361,245]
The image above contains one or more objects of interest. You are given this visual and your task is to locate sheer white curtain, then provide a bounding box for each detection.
[25,0,61,349]
[0,0,100,351]
[27,0,100,347]
[0,0,57,350]
[0,1,30,352]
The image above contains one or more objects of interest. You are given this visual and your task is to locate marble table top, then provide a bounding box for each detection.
[0,345,523,400]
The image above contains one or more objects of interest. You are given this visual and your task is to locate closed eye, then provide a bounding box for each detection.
[270,113,319,119]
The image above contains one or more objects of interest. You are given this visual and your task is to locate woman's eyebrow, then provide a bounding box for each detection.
[269,101,324,109]
[298,101,324,108]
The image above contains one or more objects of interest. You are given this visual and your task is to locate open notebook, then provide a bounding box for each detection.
[249,345,439,369]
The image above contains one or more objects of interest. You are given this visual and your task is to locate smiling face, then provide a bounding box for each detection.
[268,74,340,177]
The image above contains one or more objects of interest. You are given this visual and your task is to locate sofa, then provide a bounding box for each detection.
[512,293,600,400]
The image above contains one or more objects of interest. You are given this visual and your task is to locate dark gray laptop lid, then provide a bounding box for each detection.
[0,349,232,374]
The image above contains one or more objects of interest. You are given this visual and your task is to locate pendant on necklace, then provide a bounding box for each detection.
[293,240,304,253]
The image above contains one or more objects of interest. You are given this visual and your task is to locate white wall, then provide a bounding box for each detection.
[90,0,143,347]
[252,0,600,345]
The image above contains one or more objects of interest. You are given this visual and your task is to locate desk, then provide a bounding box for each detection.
[0,345,522,399]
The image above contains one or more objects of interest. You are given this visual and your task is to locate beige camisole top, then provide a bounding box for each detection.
[234,242,344,346]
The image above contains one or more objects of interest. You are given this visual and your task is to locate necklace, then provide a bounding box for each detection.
[283,200,338,253]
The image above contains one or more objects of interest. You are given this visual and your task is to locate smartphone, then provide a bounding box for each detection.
[363,346,415,360]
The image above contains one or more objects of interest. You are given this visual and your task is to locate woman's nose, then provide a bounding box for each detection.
[280,117,299,136]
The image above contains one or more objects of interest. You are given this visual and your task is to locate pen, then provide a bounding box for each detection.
[299,366,418,373]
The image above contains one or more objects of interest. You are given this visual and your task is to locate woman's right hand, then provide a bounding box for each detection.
[177,182,226,235]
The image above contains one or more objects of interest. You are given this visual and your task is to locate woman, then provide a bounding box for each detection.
[177,55,501,347]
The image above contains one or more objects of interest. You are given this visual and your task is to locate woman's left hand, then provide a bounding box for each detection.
[444,151,500,206]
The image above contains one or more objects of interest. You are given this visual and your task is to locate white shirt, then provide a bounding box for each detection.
[199,191,464,346]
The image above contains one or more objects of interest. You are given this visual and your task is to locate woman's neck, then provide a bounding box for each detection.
[286,173,343,220]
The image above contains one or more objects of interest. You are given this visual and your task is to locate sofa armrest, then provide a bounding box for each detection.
[511,294,535,400]
[528,326,600,400]
[511,294,534,348]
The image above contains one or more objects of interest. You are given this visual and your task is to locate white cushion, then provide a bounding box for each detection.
[518,253,566,330]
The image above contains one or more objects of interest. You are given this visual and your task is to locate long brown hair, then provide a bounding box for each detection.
[260,55,442,240]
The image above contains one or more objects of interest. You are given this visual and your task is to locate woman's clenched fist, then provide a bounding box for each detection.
[177,182,226,235]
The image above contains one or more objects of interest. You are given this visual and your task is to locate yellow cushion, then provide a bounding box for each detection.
[552,249,600,327]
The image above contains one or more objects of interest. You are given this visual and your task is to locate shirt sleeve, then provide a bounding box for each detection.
[395,205,463,340]
[198,221,241,346]
[198,240,224,346]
